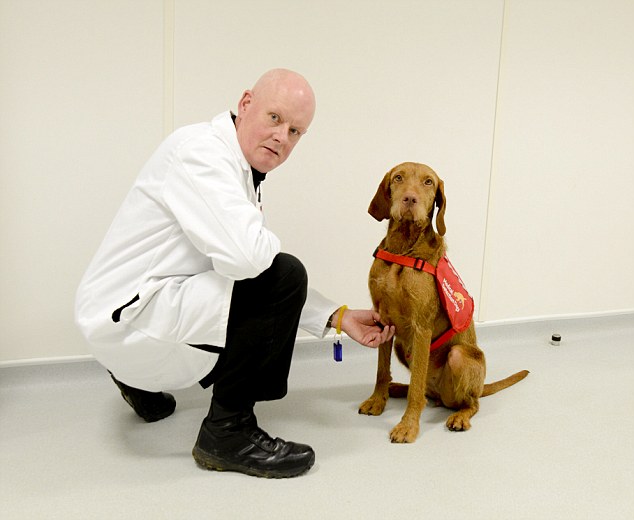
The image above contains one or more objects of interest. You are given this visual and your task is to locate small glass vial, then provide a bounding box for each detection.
[550,334,561,346]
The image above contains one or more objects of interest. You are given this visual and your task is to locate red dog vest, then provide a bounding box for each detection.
[373,248,474,351]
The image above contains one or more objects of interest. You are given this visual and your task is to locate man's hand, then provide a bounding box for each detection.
[335,308,395,348]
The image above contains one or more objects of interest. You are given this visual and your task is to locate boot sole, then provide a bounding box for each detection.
[192,445,315,479]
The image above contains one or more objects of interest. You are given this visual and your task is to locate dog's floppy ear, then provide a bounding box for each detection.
[434,179,446,236]
[368,172,392,221]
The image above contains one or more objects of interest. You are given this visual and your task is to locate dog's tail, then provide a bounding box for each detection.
[480,370,529,397]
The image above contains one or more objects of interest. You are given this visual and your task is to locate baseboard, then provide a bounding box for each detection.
[1,309,632,369]
[475,307,634,328]
[0,354,96,369]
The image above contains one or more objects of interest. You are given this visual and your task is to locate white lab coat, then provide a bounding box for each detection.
[75,111,338,391]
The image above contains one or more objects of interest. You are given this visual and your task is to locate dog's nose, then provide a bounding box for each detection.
[402,194,418,206]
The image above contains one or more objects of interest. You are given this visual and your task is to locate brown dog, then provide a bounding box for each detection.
[359,162,528,443]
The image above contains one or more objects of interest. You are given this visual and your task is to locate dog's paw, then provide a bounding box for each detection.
[389,421,419,443]
[358,396,387,416]
[446,412,472,431]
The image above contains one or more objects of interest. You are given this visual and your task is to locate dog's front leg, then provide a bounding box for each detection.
[390,331,431,443]
[358,339,393,416]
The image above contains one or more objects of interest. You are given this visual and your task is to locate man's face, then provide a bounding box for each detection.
[235,79,315,173]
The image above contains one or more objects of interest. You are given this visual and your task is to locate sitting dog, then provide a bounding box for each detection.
[359,162,528,443]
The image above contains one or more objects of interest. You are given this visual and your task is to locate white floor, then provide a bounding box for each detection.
[1,314,633,520]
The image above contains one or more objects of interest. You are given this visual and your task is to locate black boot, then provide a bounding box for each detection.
[110,374,176,423]
[192,400,315,479]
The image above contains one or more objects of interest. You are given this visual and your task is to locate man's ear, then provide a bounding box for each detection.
[237,90,253,116]
[368,172,392,221]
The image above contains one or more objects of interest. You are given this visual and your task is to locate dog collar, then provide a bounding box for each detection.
[373,247,437,275]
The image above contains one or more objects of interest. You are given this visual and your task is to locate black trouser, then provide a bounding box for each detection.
[197,253,308,412]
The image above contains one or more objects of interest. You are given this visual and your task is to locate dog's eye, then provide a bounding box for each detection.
[393,175,403,182]
[424,178,433,186]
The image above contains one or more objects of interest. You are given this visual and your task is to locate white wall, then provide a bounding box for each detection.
[481,0,634,321]
[0,0,166,362]
[171,0,504,323]
[1,0,632,363]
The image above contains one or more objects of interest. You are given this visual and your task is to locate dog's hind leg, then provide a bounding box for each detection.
[440,344,485,431]
[388,382,409,398]
[359,340,393,416]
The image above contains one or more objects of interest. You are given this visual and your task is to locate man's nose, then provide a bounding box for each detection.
[272,124,290,144]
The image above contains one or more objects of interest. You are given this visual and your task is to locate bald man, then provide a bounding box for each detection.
[76,69,394,478]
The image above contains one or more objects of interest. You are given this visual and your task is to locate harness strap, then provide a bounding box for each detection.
[373,248,436,275]
[430,328,457,352]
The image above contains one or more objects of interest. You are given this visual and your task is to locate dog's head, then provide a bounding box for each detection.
[368,162,446,236]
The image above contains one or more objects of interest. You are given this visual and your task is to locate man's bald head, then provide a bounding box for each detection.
[235,69,316,172]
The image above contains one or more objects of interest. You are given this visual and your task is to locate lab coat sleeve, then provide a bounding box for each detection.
[163,136,281,281]
[299,287,340,338]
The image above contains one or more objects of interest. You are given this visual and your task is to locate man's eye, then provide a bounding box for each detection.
[270,114,280,123]
[290,128,300,136]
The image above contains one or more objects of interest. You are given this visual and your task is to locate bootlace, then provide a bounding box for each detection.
[249,428,278,452]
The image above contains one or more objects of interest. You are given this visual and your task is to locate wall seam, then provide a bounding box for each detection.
[163,0,175,136]
[478,0,507,322]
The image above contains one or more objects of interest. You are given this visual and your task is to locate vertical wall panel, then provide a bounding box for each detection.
[173,0,505,326]
[480,0,634,321]
[0,0,164,361]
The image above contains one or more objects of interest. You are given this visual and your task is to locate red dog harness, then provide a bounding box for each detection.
[373,248,474,351]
